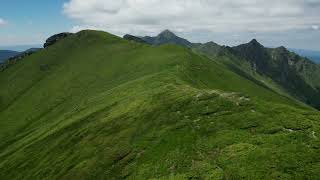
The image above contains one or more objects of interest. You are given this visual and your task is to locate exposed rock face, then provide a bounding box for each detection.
[123,34,147,43]
[44,33,73,48]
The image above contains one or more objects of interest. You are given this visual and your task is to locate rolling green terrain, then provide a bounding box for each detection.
[194,42,320,108]
[1,30,320,179]
[127,30,320,110]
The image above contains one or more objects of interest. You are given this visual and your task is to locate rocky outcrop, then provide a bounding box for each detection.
[44,33,73,48]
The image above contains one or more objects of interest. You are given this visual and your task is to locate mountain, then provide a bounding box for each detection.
[231,41,320,109]
[289,48,320,64]
[192,41,223,58]
[0,50,20,63]
[1,30,320,179]
[190,36,320,110]
[140,30,193,47]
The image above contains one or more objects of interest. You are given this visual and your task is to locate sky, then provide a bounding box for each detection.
[0,0,319,51]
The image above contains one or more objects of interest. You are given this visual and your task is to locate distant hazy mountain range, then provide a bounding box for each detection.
[0,50,20,63]
[289,48,320,64]
[0,44,42,51]
[0,48,42,63]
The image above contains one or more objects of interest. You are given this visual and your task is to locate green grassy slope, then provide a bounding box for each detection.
[193,41,320,111]
[0,30,320,179]
[233,41,320,109]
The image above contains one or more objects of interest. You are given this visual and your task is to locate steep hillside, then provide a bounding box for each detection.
[1,30,320,179]
[191,37,320,110]
[232,41,320,109]
[0,48,41,72]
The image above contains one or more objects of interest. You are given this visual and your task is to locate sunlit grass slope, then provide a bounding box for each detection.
[0,30,320,179]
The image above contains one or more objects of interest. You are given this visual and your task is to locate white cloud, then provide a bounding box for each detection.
[312,25,319,30]
[0,18,7,26]
[63,0,320,35]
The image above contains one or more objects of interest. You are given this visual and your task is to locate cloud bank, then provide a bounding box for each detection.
[63,0,320,35]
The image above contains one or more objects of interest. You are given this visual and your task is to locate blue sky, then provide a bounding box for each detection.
[0,0,319,51]
[0,0,72,48]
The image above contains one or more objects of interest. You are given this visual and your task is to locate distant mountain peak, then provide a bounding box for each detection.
[139,29,192,48]
[158,29,177,38]
[250,39,258,43]
[232,39,265,58]
[248,39,263,47]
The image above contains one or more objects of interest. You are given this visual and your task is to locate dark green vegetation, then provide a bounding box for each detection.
[239,43,320,109]
[1,30,320,179]
[203,39,320,110]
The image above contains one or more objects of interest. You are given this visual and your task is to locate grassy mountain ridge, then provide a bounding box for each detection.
[1,30,320,179]
[186,36,320,110]
[128,30,320,110]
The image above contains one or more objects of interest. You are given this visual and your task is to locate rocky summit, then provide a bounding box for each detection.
[44,32,73,48]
